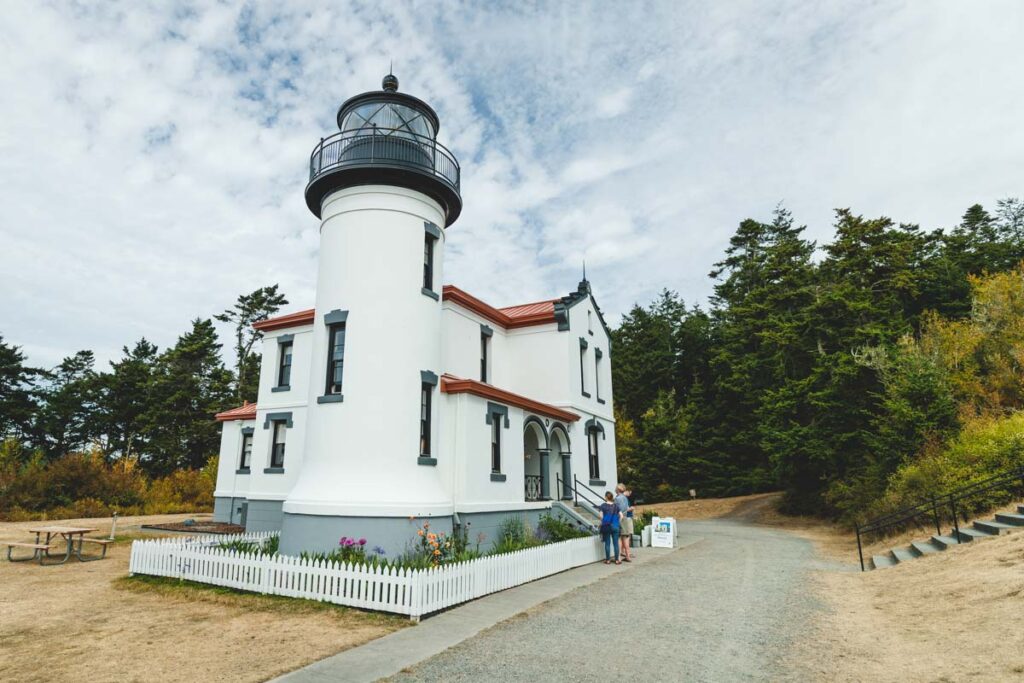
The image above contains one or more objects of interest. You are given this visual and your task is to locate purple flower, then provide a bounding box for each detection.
[358,538,367,546]
[373,546,386,555]
[343,538,355,547]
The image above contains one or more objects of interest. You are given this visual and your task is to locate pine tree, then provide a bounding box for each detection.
[215,285,288,402]
[145,319,234,475]
[0,335,40,445]
[33,351,100,458]
[98,339,158,460]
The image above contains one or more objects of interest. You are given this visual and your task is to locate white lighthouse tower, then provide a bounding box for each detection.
[278,74,462,554]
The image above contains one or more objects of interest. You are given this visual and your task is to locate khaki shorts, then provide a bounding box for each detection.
[620,517,634,536]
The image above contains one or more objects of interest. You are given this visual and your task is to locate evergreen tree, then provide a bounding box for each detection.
[215,285,288,402]
[145,319,233,475]
[33,351,100,458]
[98,339,158,460]
[0,335,40,444]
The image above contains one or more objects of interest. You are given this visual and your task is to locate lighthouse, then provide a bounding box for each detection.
[278,74,462,553]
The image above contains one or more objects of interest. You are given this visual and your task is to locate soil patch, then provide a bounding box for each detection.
[141,520,245,534]
[0,513,405,683]
[635,491,780,521]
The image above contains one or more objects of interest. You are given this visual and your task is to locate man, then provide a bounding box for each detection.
[614,484,633,562]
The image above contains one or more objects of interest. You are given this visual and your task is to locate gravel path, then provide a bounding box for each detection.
[388,517,826,682]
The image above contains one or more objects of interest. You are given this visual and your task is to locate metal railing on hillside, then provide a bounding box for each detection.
[854,465,1024,571]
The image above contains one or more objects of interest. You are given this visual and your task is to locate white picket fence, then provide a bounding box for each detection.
[129,532,603,618]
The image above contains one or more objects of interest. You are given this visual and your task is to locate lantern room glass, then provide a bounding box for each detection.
[340,101,436,141]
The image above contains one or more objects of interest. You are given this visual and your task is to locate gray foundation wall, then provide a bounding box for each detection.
[244,500,284,533]
[459,506,579,552]
[279,513,454,558]
[214,496,248,525]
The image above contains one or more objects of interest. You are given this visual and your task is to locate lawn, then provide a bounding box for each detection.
[0,513,407,683]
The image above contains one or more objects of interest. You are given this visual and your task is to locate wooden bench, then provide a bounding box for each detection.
[4,541,53,562]
[77,538,114,560]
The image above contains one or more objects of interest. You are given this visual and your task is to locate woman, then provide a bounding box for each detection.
[598,491,621,565]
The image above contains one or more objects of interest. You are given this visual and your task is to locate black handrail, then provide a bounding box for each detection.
[572,475,606,510]
[308,127,460,192]
[855,465,1024,571]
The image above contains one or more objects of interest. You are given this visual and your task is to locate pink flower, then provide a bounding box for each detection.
[358,538,367,545]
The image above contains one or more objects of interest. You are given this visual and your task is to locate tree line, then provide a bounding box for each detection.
[612,199,1024,520]
[0,286,286,477]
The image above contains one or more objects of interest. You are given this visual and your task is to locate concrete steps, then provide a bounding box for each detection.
[866,501,1023,570]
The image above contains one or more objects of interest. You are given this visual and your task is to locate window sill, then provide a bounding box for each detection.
[582,391,592,398]
[490,472,507,482]
[589,479,606,487]
[597,398,606,404]
[235,468,251,475]
[317,394,344,404]
[271,385,290,393]
[421,287,439,301]
[417,456,437,466]
[264,467,285,474]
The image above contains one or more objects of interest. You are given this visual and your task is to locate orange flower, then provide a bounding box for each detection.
[427,533,436,541]
[417,530,425,536]
[433,549,441,556]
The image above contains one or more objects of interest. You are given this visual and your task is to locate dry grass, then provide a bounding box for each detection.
[0,513,406,683]
[635,491,780,521]
[793,530,1024,681]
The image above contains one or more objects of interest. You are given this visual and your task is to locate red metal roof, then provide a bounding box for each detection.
[215,402,258,422]
[442,286,558,329]
[252,308,315,332]
[250,287,559,334]
[440,374,579,422]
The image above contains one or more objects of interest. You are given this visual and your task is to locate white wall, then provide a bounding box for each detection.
[214,419,254,500]
[284,185,452,518]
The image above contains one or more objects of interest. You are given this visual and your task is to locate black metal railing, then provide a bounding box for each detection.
[524,475,543,502]
[309,127,460,192]
[570,475,606,511]
[854,465,1024,571]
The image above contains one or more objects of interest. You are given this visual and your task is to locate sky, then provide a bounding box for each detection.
[1,1,1023,370]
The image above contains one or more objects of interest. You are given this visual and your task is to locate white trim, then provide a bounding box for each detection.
[283,500,454,517]
[455,501,553,513]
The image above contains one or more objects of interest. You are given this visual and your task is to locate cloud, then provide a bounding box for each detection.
[0,0,1022,369]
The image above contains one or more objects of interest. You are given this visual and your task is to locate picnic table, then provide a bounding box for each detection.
[3,525,113,564]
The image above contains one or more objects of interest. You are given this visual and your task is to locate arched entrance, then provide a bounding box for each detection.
[523,417,549,501]
[550,423,571,500]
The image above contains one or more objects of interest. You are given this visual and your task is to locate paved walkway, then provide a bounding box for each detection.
[279,517,835,682]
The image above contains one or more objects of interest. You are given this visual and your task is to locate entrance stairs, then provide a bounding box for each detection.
[870,503,1024,570]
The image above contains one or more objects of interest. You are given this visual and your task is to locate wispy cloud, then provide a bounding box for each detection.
[1,0,1022,367]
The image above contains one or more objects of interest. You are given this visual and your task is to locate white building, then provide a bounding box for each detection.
[212,74,617,555]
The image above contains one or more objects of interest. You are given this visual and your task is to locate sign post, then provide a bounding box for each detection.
[650,516,676,548]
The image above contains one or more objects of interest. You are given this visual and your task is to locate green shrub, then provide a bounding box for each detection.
[536,513,590,541]
[871,412,1024,520]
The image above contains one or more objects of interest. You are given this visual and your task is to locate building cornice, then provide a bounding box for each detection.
[440,374,580,422]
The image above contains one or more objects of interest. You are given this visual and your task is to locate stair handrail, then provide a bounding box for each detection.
[855,464,1024,571]
[572,475,606,511]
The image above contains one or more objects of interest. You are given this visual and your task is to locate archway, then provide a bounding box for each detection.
[550,423,572,500]
[523,417,549,501]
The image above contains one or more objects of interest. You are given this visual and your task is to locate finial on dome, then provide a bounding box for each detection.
[382,70,398,92]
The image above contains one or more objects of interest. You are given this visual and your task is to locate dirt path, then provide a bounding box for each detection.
[388,513,831,682]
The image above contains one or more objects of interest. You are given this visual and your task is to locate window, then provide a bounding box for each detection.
[595,349,603,402]
[588,428,600,480]
[480,333,489,382]
[588,309,593,334]
[420,382,432,456]
[239,432,253,470]
[271,421,287,468]
[277,341,293,387]
[491,414,502,473]
[326,323,346,395]
[423,234,435,291]
[579,338,589,397]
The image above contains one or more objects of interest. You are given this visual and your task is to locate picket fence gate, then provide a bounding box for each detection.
[129,533,603,619]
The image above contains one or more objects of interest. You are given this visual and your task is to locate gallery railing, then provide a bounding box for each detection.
[524,475,543,502]
[854,465,1024,571]
[308,127,460,193]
